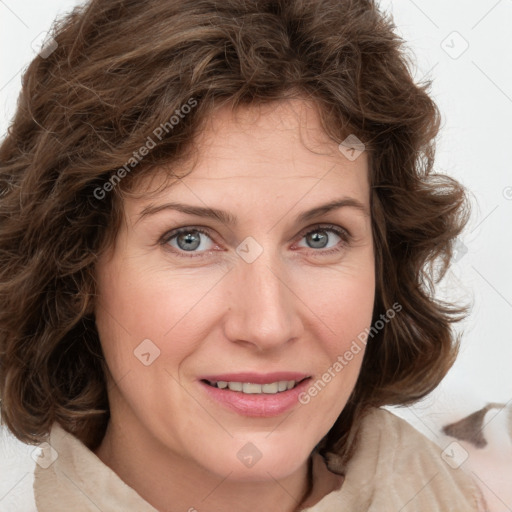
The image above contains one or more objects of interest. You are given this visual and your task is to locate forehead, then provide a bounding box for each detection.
[124,99,369,216]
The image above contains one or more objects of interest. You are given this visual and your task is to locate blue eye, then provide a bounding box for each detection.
[162,227,216,256]
[160,224,351,259]
[297,225,349,252]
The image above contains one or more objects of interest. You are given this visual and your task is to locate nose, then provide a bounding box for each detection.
[223,249,304,352]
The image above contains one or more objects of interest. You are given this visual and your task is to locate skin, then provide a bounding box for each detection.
[93,98,375,512]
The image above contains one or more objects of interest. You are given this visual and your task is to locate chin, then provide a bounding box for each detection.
[193,439,310,482]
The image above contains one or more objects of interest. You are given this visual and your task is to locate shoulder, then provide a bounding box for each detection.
[323,408,488,512]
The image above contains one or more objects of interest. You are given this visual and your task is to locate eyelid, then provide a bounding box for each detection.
[296,223,351,242]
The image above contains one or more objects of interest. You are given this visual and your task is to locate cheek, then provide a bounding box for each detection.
[300,263,375,347]
[95,236,375,373]
[94,254,225,378]
[295,262,375,406]
[94,256,167,377]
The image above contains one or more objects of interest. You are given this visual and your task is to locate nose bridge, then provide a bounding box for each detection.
[224,245,302,349]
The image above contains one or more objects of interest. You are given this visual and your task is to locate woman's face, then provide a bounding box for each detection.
[94,99,375,483]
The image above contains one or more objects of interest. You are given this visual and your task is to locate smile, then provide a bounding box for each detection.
[199,374,312,417]
[203,379,306,394]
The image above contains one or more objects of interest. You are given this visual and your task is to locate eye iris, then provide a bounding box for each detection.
[177,231,201,251]
[307,231,328,249]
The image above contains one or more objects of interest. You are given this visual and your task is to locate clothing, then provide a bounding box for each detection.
[32,408,488,511]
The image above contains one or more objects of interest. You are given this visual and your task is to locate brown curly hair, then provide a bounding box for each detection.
[0,0,469,468]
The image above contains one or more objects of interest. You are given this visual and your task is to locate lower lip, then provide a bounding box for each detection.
[199,379,311,417]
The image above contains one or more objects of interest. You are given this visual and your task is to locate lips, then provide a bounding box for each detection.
[198,372,312,417]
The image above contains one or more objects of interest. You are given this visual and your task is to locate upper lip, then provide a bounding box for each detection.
[199,372,310,384]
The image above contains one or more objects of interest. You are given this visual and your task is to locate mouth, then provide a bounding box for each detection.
[201,377,310,394]
[198,373,312,417]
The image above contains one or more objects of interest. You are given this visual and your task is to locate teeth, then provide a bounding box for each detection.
[228,382,243,392]
[243,382,262,394]
[262,383,279,393]
[208,380,298,394]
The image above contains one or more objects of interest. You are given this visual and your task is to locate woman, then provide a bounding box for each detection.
[0,0,487,510]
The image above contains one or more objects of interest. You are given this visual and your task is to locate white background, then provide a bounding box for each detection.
[0,0,512,506]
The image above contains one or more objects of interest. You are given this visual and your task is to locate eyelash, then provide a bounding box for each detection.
[159,223,352,259]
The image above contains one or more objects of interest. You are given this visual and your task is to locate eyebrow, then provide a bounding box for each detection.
[137,197,369,225]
